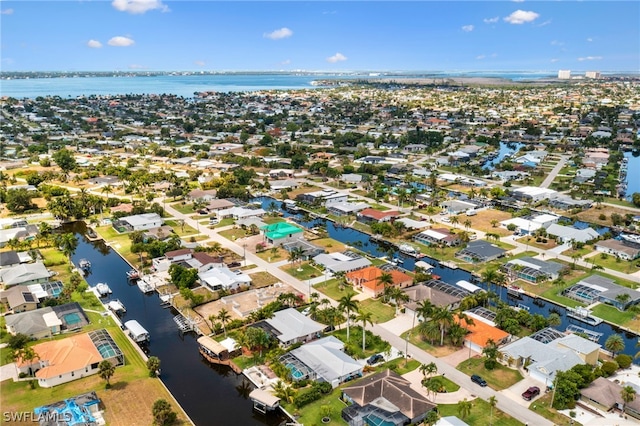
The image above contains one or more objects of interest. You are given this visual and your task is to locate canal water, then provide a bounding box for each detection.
[624,150,640,200]
[482,141,525,170]
[258,198,640,360]
[64,222,285,426]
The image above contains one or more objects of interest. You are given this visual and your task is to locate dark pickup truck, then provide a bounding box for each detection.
[522,386,540,401]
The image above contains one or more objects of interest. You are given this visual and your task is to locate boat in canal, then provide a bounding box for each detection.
[78,258,91,272]
[107,299,126,315]
[124,319,150,343]
[283,199,300,212]
[137,278,155,294]
[566,307,603,326]
[95,282,112,297]
[126,269,140,280]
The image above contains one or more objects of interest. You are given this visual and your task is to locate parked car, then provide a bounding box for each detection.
[301,307,311,316]
[227,261,241,268]
[367,354,384,365]
[209,218,220,225]
[442,217,451,223]
[471,374,487,387]
[522,386,540,401]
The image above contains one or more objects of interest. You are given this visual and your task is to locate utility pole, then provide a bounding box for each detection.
[404,309,417,361]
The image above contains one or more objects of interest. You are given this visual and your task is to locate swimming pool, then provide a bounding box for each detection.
[63,312,82,326]
[285,363,306,380]
[34,397,97,425]
[365,413,396,426]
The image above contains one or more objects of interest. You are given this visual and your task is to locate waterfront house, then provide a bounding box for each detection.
[312,251,371,274]
[187,189,218,203]
[327,201,371,217]
[281,239,326,260]
[356,208,400,224]
[261,222,304,246]
[296,189,348,207]
[198,267,251,292]
[455,314,510,354]
[554,334,601,366]
[548,194,593,211]
[580,377,640,420]
[205,198,236,212]
[562,275,640,310]
[341,369,436,426]
[263,308,325,346]
[268,179,299,191]
[17,329,123,388]
[404,280,469,314]
[501,257,566,283]
[216,206,266,220]
[455,240,506,263]
[595,239,640,261]
[279,336,362,387]
[0,285,39,312]
[414,228,461,247]
[0,261,52,288]
[116,213,163,232]
[346,266,413,298]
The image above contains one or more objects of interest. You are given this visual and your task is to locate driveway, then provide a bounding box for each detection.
[500,374,546,408]
[0,363,18,382]
[378,312,416,335]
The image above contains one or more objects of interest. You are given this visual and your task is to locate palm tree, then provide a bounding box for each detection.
[463,219,472,230]
[605,334,625,357]
[355,310,374,351]
[621,385,636,416]
[217,308,231,337]
[418,320,440,345]
[101,184,114,199]
[481,267,501,296]
[338,292,360,342]
[488,396,497,425]
[432,306,454,346]
[419,362,438,379]
[450,215,460,229]
[457,398,473,420]
[98,360,115,388]
[388,286,410,316]
[415,299,434,321]
[377,272,394,300]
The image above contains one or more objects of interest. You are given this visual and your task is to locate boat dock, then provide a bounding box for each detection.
[566,324,603,342]
[173,314,202,335]
[566,307,604,326]
[439,260,458,269]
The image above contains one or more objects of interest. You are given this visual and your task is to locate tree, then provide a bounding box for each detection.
[483,338,499,370]
[55,232,78,264]
[152,399,177,426]
[378,272,394,301]
[488,395,497,425]
[622,385,637,415]
[338,292,359,342]
[424,410,439,426]
[432,306,454,346]
[98,360,115,388]
[52,148,77,174]
[605,334,625,357]
[5,188,36,213]
[457,398,473,420]
[419,362,438,379]
[450,215,459,229]
[147,356,161,377]
[355,310,374,351]
[217,308,231,337]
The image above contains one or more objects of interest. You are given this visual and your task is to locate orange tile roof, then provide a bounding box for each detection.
[22,333,103,379]
[455,315,509,348]
[347,266,412,293]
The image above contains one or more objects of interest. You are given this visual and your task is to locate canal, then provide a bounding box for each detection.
[624,150,640,201]
[64,222,285,426]
[483,141,525,170]
[258,197,640,360]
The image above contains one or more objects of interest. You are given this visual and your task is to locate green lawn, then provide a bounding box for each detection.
[281,262,325,281]
[591,304,636,325]
[590,255,640,274]
[171,203,197,215]
[314,279,355,300]
[529,393,582,426]
[309,238,346,253]
[424,374,460,392]
[438,398,524,425]
[164,220,199,237]
[357,298,396,323]
[456,357,523,390]
[282,387,347,426]
[262,217,286,225]
[376,358,420,375]
[40,247,68,267]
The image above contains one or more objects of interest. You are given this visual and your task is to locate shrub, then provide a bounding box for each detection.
[601,361,619,376]
[615,354,633,369]
[484,359,497,370]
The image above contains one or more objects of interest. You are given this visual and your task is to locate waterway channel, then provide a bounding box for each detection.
[257,197,640,361]
[624,150,640,200]
[64,222,285,426]
[482,141,525,170]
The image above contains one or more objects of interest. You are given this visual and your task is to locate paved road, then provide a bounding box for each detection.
[540,154,569,188]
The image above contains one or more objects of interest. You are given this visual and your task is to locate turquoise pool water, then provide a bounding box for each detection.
[285,363,305,380]
[34,399,96,425]
[365,413,395,426]
[63,312,82,325]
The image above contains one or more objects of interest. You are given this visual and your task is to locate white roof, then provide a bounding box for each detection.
[513,186,557,197]
[42,311,62,328]
[124,320,149,338]
[219,337,240,352]
[532,214,560,224]
[122,213,162,226]
[289,336,362,383]
[396,218,429,230]
[500,218,543,232]
[199,267,251,288]
[266,308,325,344]
[27,284,48,299]
[419,229,449,240]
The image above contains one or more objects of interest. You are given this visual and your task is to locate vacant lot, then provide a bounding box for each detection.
[456,357,523,390]
[576,205,632,227]
[459,209,513,235]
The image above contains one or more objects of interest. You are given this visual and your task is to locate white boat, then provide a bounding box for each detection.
[78,259,91,271]
[620,233,640,244]
[137,279,154,294]
[95,283,112,296]
[283,199,300,211]
[107,299,126,314]
[159,294,173,306]
[126,269,140,280]
[398,243,417,254]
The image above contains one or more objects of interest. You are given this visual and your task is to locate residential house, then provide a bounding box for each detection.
[205,199,236,212]
[341,174,363,185]
[0,250,22,268]
[312,251,371,274]
[357,208,400,224]
[501,257,566,283]
[346,266,413,298]
[269,179,299,191]
[0,285,39,312]
[279,336,362,387]
[440,200,478,215]
[595,239,640,261]
[554,334,601,366]
[511,187,558,203]
[581,377,640,420]
[548,194,593,211]
[296,190,348,207]
[17,330,124,388]
[4,307,62,339]
[261,222,304,246]
[562,275,640,310]
[341,369,436,426]
[404,280,470,314]
[116,213,163,232]
[187,189,218,202]
[455,240,506,263]
[0,261,52,288]
[216,206,266,220]
[414,228,461,247]
[262,308,325,346]
[281,239,326,260]
[198,267,251,292]
[455,315,510,354]
[546,223,600,244]
[327,201,371,217]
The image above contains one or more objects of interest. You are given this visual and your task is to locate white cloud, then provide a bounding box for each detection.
[587,37,593,42]
[476,55,486,60]
[550,40,564,46]
[1,8,14,15]
[483,16,499,24]
[194,60,205,67]
[462,25,474,32]
[108,36,135,47]
[504,10,539,24]
[112,0,168,14]
[578,56,603,61]
[281,59,291,65]
[264,27,293,40]
[550,58,559,63]
[537,19,552,27]
[326,53,347,63]
[87,40,103,48]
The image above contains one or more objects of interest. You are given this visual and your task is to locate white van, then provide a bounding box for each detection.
[466,209,477,216]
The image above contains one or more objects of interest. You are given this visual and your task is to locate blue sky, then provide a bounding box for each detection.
[1,1,638,72]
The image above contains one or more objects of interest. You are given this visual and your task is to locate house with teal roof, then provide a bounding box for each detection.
[261,222,304,246]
